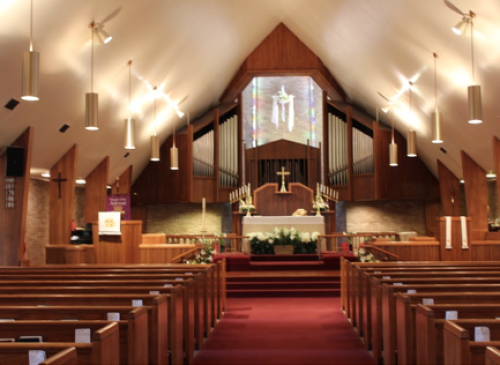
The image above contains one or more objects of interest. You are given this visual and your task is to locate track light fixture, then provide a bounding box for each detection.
[124,61,135,149]
[453,15,471,35]
[431,53,443,144]
[21,0,39,101]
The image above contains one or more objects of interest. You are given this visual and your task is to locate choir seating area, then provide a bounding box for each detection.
[0,262,225,365]
[341,259,500,365]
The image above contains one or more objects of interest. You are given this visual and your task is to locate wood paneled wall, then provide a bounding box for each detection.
[0,127,33,265]
[253,183,314,216]
[84,156,109,224]
[49,145,78,245]
[461,151,488,239]
[437,159,461,216]
[493,137,500,215]
[220,23,346,104]
[111,165,132,195]
[132,133,191,205]
[374,124,440,201]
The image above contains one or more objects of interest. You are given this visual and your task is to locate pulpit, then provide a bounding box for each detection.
[92,220,142,263]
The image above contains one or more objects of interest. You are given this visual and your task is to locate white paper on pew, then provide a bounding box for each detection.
[132,299,143,307]
[29,350,46,365]
[445,311,458,320]
[0,319,15,322]
[475,326,490,341]
[394,283,403,286]
[382,276,391,279]
[374,271,381,274]
[185,272,193,275]
[107,313,120,321]
[149,291,160,295]
[60,319,78,321]
[75,328,91,343]
[176,278,184,281]
[407,289,417,294]
[164,284,173,288]
[422,298,434,305]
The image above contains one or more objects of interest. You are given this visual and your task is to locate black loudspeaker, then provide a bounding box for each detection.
[6,147,25,177]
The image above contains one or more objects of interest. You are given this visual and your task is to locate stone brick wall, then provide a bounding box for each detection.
[345,200,426,236]
[25,179,87,265]
[146,202,232,235]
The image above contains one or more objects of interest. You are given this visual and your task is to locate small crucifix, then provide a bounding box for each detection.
[277,166,290,193]
[52,172,67,199]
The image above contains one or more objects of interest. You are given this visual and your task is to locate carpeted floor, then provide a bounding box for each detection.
[193,297,375,365]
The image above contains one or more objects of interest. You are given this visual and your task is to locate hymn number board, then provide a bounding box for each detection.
[4,177,15,208]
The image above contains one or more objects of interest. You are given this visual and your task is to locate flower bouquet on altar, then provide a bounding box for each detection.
[358,248,379,263]
[313,193,329,216]
[239,193,255,216]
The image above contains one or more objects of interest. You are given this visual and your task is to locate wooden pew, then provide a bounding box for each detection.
[416,304,500,365]
[0,268,216,337]
[0,294,169,365]
[368,272,500,363]
[394,293,500,365]
[444,320,500,365]
[0,322,119,365]
[0,284,191,364]
[486,346,500,365]
[0,346,77,365]
[0,306,148,365]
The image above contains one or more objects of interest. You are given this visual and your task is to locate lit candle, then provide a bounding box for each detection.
[202,197,206,231]
[248,183,251,193]
[317,182,319,194]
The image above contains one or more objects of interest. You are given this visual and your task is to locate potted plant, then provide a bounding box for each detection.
[273,227,296,255]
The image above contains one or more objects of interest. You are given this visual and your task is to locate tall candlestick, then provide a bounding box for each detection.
[317,182,319,194]
[201,197,206,231]
[248,183,251,194]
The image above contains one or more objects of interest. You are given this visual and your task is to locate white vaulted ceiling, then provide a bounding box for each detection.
[0,0,499,183]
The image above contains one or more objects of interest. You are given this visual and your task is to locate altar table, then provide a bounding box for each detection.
[242,216,326,253]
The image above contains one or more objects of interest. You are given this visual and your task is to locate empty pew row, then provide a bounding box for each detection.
[0,306,148,365]
[486,346,500,365]
[0,322,119,365]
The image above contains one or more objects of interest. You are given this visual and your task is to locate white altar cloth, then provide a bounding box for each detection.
[242,216,326,253]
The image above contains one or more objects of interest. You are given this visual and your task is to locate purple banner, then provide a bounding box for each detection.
[105,194,131,220]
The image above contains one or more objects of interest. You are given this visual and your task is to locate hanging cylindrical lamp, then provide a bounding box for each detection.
[468,14,482,124]
[389,112,398,166]
[431,53,443,143]
[407,82,417,157]
[124,61,135,149]
[170,116,179,170]
[150,86,160,161]
[85,22,98,130]
[22,0,39,101]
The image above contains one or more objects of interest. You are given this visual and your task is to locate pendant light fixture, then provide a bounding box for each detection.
[150,87,160,162]
[389,111,398,167]
[431,53,443,143]
[85,22,98,131]
[407,82,417,157]
[170,113,179,170]
[467,13,482,124]
[21,0,39,101]
[124,60,135,149]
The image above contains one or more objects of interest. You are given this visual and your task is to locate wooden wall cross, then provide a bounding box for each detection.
[277,166,290,193]
[52,172,67,199]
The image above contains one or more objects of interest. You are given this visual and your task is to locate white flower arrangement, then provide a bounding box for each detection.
[248,227,320,254]
[358,248,378,263]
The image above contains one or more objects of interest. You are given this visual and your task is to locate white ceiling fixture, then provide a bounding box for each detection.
[124,60,136,150]
[431,53,443,144]
[407,82,417,157]
[85,21,99,131]
[150,86,160,162]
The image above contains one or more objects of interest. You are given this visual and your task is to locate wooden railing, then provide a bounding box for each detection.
[171,244,203,263]
[363,244,400,260]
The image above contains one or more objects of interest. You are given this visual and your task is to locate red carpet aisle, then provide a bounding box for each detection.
[193,297,375,365]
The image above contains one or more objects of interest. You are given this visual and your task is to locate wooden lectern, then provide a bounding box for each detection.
[92,220,142,263]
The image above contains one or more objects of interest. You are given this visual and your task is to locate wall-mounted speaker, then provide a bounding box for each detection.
[6,147,25,177]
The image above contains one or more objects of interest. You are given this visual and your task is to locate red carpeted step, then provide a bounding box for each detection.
[248,261,331,271]
[251,254,319,262]
[227,275,339,283]
[227,288,341,298]
[227,280,341,290]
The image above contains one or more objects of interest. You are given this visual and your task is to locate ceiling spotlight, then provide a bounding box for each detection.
[41,172,50,178]
[452,16,471,35]
[486,170,496,179]
[460,179,465,184]
[76,178,86,185]
[21,0,39,101]
[94,26,112,44]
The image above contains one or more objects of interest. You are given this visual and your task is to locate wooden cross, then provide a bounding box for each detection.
[277,166,290,193]
[52,172,67,199]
